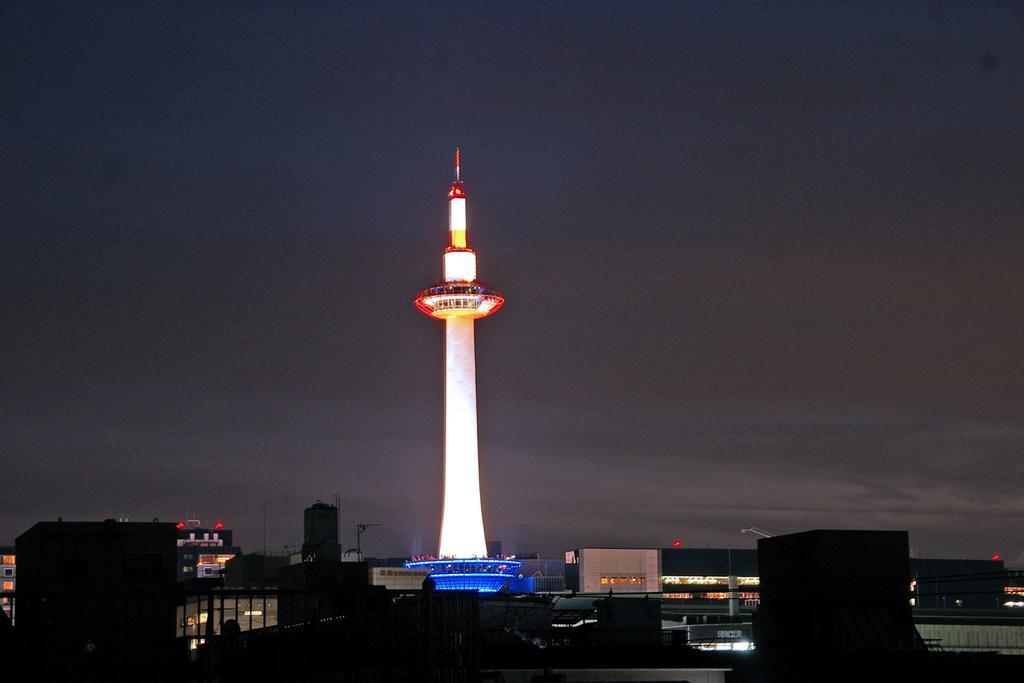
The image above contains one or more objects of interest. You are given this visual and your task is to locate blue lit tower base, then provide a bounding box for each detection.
[405,558,522,593]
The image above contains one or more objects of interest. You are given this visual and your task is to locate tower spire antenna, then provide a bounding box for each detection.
[455,147,461,182]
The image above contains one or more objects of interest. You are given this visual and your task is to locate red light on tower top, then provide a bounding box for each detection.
[449,147,465,201]
[214,520,224,530]
[992,553,1002,561]
[176,521,186,530]
[672,539,682,549]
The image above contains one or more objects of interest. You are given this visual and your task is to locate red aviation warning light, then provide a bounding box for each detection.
[176,521,186,530]
[448,147,467,244]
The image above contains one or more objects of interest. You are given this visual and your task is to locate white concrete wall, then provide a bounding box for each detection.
[579,548,661,593]
[369,567,430,590]
[916,622,1024,655]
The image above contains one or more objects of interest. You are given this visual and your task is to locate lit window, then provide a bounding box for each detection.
[600,576,608,585]
[2,581,13,591]
[1,556,14,565]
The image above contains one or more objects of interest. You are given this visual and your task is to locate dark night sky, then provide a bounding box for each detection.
[2,2,1022,563]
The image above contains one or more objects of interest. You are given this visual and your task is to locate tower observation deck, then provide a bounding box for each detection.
[406,150,520,592]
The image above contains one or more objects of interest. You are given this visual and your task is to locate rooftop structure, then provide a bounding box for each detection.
[302,501,341,562]
[175,518,240,580]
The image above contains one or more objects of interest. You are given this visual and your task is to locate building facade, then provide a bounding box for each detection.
[565,548,661,593]
[661,548,760,605]
[1,545,15,624]
[911,557,1007,610]
[370,566,430,590]
[176,519,241,580]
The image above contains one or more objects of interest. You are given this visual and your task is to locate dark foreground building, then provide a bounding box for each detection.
[4,521,1021,682]
[752,529,1022,683]
[14,520,180,681]
[2,518,485,682]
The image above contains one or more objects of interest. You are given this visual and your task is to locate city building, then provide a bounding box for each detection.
[224,553,291,589]
[1007,571,1024,609]
[405,150,521,591]
[755,529,925,654]
[1,545,15,625]
[565,548,661,594]
[277,560,371,625]
[662,548,760,605]
[911,557,1007,609]
[511,556,568,593]
[15,520,180,679]
[175,518,241,580]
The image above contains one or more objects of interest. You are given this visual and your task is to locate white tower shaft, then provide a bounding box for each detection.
[412,149,501,560]
[439,316,488,558]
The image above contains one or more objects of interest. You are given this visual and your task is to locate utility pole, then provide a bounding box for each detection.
[350,523,379,561]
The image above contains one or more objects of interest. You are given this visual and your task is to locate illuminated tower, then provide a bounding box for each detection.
[406,150,520,591]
